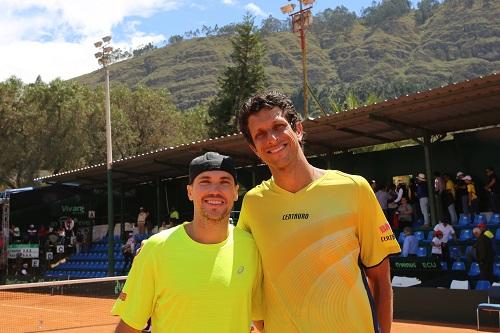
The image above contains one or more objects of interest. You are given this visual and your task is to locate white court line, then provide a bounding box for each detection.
[0,303,75,314]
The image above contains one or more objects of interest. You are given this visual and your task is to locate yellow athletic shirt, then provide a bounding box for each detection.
[238,170,401,333]
[467,183,478,200]
[111,223,263,333]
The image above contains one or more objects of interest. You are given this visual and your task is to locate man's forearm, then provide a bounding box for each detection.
[372,279,393,333]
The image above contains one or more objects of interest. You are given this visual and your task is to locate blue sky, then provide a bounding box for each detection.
[0,0,415,83]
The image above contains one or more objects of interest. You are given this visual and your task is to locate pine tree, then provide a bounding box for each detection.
[207,14,267,137]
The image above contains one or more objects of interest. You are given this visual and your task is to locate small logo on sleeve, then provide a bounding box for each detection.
[379,223,391,234]
[237,266,245,274]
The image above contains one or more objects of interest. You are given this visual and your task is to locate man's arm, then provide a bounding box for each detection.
[365,258,393,333]
[115,320,141,333]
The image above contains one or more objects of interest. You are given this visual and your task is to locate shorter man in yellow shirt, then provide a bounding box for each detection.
[112,152,262,333]
[464,175,479,218]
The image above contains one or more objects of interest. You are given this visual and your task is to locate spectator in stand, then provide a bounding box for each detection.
[431,230,445,259]
[64,216,75,245]
[38,224,48,245]
[464,175,479,220]
[473,227,495,282]
[375,184,391,222]
[416,173,430,227]
[443,174,458,225]
[370,180,377,192]
[12,225,22,243]
[387,183,399,224]
[478,222,496,255]
[408,178,419,223]
[75,229,84,254]
[16,263,30,281]
[456,172,468,215]
[434,219,456,261]
[401,227,418,257]
[26,224,38,243]
[397,197,413,229]
[121,232,135,274]
[169,206,180,227]
[137,207,149,234]
[57,226,66,245]
[434,172,445,223]
[485,167,499,213]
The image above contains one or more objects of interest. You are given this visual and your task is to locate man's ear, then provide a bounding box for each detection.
[295,121,304,142]
[234,184,239,202]
[186,185,193,201]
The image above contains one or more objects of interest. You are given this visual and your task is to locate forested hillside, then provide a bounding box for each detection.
[75,0,500,114]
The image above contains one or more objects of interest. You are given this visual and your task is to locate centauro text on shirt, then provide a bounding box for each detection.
[238,170,401,333]
[111,224,263,333]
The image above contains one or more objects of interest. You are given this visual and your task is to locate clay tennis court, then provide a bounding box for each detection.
[0,291,488,333]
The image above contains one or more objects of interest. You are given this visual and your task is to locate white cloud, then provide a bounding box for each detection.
[222,0,237,5]
[244,3,267,17]
[190,3,207,10]
[0,0,182,82]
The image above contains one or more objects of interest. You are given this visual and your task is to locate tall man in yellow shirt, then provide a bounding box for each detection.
[238,91,401,333]
[112,152,262,333]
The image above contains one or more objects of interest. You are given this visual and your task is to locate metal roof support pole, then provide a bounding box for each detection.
[120,187,125,243]
[107,168,115,277]
[155,177,161,229]
[423,134,438,226]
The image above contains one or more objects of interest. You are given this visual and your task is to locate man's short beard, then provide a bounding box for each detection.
[200,206,231,224]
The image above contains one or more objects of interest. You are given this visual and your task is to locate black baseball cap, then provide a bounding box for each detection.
[189,152,237,184]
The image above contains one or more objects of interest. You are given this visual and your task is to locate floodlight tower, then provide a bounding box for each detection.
[281,0,315,119]
[94,35,115,276]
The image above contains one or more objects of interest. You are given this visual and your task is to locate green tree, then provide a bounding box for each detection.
[207,14,267,136]
[415,0,440,24]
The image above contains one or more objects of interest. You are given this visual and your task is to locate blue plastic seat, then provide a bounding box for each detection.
[459,229,473,242]
[493,263,500,279]
[458,214,471,226]
[449,246,463,260]
[468,262,481,277]
[452,261,466,271]
[474,214,487,225]
[495,229,500,241]
[416,247,427,257]
[490,214,500,226]
[476,280,491,290]
[440,261,448,271]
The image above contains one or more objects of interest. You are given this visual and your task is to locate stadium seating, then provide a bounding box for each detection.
[451,261,466,271]
[474,214,487,225]
[490,214,500,226]
[468,262,480,277]
[475,280,491,290]
[449,246,463,261]
[459,229,473,242]
[458,214,471,226]
[416,247,427,257]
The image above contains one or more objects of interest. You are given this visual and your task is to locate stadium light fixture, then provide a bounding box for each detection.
[280,0,315,119]
[93,35,115,276]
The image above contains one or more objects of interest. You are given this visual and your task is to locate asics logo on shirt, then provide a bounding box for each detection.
[282,213,309,221]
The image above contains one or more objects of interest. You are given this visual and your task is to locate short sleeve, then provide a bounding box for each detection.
[356,176,401,267]
[251,252,264,321]
[111,239,156,330]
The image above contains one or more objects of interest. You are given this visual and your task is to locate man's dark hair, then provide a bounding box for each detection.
[239,91,302,147]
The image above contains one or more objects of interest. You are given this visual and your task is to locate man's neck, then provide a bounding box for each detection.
[270,155,325,193]
[185,217,229,244]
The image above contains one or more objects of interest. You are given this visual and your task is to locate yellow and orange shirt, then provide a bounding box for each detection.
[238,170,400,333]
